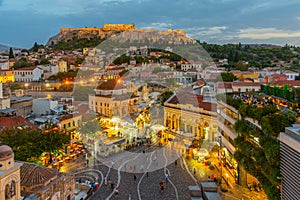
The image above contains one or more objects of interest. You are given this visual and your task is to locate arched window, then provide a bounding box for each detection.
[10,181,16,197]
[5,184,11,200]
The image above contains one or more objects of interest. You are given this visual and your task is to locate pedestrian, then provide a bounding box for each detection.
[193,167,196,175]
[146,172,149,178]
[108,178,112,186]
[104,177,107,186]
[134,173,137,181]
[165,174,169,183]
[115,187,119,199]
[159,181,164,192]
[175,160,177,166]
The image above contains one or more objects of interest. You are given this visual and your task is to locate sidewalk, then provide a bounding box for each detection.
[185,148,268,200]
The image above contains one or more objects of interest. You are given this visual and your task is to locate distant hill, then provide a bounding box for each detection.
[0,44,10,53]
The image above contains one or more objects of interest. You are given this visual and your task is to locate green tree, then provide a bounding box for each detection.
[9,47,14,59]
[158,90,174,105]
[0,127,69,163]
[39,59,50,65]
[215,72,237,82]
[10,83,23,91]
[79,119,101,139]
[32,42,39,52]
[42,122,70,164]
[12,58,31,69]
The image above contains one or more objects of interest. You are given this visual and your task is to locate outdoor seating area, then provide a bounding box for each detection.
[39,143,86,170]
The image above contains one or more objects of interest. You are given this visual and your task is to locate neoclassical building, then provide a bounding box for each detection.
[89,79,139,118]
[164,91,218,140]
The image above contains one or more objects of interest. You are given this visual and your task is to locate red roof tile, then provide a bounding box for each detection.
[272,80,300,87]
[0,116,37,130]
[97,79,125,90]
[166,90,216,112]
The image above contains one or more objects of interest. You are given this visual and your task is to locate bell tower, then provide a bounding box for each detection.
[0,145,22,200]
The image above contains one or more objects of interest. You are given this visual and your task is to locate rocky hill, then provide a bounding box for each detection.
[46,26,197,48]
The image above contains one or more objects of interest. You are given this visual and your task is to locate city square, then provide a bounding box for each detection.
[0,2,300,199]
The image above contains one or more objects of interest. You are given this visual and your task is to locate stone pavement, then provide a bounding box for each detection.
[61,142,269,200]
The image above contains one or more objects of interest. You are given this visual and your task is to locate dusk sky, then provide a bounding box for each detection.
[1,0,300,48]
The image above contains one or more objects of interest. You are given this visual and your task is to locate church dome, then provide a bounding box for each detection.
[0,145,14,161]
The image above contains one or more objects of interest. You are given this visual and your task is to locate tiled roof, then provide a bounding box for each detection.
[271,74,286,78]
[166,90,216,112]
[216,82,232,89]
[96,79,125,90]
[13,67,36,71]
[232,82,262,87]
[0,116,37,130]
[20,162,59,188]
[191,80,206,86]
[57,114,81,121]
[272,80,300,87]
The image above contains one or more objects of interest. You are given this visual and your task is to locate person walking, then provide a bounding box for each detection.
[146,172,149,178]
[134,173,137,181]
[115,187,119,199]
[159,181,164,192]
[193,167,196,175]
[165,174,169,183]
[111,182,115,191]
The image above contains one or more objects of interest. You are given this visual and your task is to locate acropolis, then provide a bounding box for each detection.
[60,24,135,35]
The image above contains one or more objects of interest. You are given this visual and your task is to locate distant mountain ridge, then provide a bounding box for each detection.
[0,44,10,53]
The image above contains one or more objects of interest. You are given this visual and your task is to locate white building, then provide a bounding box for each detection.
[181,62,202,71]
[32,98,58,116]
[283,70,299,80]
[0,60,9,70]
[14,67,44,82]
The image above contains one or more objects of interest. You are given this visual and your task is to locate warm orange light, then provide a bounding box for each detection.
[65,81,69,85]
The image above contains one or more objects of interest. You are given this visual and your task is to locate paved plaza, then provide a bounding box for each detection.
[61,139,268,200]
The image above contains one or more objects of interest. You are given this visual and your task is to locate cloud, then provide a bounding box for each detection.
[186,26,227,38]
[240,2,270,14]
[237,28,300,39]
[141,22,173,30]
[297,16,300,20]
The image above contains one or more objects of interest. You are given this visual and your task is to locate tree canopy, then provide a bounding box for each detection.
[0,127,69,163]
[215,72,237,82]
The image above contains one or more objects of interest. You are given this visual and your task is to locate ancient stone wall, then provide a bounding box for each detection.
[103,24,135,31]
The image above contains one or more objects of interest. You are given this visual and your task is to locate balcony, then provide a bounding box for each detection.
[220,135,236,154]
[217,120,238,140]
[219,110,236,125]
